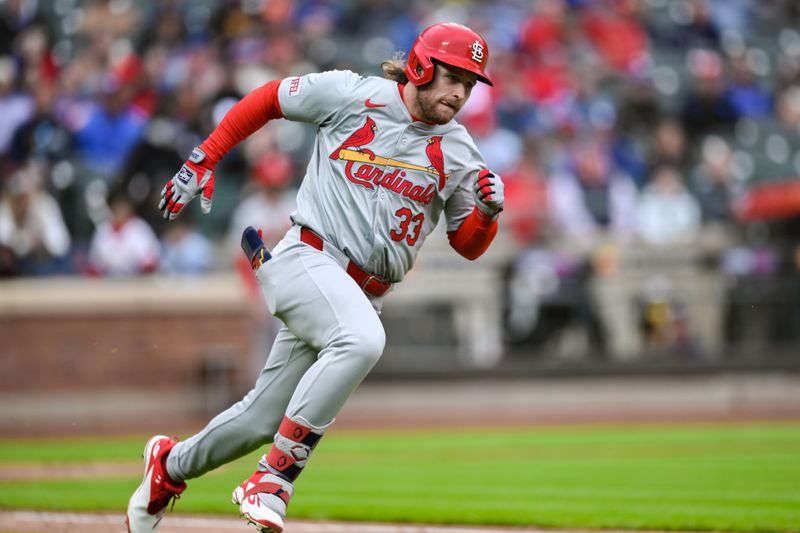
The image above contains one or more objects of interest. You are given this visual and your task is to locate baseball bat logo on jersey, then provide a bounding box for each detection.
[329,117,448,205]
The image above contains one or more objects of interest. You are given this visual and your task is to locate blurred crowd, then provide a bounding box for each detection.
[1,0,799,353]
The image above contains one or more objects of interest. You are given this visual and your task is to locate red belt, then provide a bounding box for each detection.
[299,227,392,297]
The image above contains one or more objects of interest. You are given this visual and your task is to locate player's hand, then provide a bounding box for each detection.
[158,147,215,220]
[473,169,504,218]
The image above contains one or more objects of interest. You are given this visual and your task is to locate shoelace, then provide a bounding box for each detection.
[153,491,181,513]
[169,493,181,512]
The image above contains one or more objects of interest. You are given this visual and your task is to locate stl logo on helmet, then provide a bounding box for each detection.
[470,40,484,62]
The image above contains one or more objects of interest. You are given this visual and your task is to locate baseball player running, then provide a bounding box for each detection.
[126,22,504,533]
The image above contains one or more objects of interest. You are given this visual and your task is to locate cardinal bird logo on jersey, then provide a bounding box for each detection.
[330,116,378,160]
[425,136,446,191]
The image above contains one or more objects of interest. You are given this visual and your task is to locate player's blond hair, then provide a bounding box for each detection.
[381,51,409,84]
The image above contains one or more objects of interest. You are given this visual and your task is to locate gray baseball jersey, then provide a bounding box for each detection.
[277,70,487,282]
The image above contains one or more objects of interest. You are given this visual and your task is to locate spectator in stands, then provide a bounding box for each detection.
[520,41,574,107]
[8,80,71,165]
[0,163,71,275]
[776,85,800,128]
[678,0,721,48]
[87,192,159,276]
[681,49,738,140]
[549,138,638,247]
[7,74,85,241]
[460,85,522,175]
[646,117,693,177]
[117,105,189,232]
[15,23,58,87]
[708,0,752,35]
[0,55,33,156]
[502,140,600,357]
[579,0,649,75]
[0,243,16,276]
[69,68,148,180]
[500,143,549,247]
[547,135,640,359]
[77,0,140,44]
[0,0,44,56]
[519,0,567,58]
[775,46,800,91]
[691,136,742,223]
[726,54,773,118]
[226,150,297,253]
[613,76,663,186]
[636,165,702,245]
[159,219,216,275]
[566,67,617,135]
[616,77,662,137]
[56,46,104,103]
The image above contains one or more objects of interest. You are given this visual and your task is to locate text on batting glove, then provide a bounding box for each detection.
[158,147,216,220]
[473,169,504,219]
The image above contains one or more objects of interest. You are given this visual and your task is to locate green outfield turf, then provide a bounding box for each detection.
[0,422,798,532]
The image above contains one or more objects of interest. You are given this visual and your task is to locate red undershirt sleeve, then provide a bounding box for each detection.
[198,80,283,164]
[447,207,499,260]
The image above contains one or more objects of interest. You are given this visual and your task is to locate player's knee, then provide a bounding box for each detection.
[344,327,386,366]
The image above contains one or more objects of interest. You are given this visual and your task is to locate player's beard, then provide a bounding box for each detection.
[416,87,458,125]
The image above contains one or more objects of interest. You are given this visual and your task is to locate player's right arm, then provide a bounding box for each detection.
[159,71,359,220]
[159,80,284,220]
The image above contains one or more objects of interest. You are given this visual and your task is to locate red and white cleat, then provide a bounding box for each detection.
[232,470,294,533]
[125,435,186,532]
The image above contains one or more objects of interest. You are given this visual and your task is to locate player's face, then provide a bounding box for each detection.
[416,63,478,124]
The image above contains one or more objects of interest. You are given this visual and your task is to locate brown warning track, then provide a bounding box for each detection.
[0,510,631,533]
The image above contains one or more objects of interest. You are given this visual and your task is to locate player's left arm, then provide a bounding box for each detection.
[446,169,505,260]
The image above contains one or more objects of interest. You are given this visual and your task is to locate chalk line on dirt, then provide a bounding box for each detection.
[0,510,617,533]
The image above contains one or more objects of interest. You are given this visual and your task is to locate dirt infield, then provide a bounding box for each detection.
[0,510,606,533]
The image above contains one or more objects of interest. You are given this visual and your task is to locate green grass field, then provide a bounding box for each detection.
[0,422,798,532]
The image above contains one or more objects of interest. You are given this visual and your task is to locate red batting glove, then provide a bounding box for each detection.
[473,168,505,219]
[159,147,216,220]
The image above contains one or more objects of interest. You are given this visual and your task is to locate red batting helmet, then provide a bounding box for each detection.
[405,22,493,87]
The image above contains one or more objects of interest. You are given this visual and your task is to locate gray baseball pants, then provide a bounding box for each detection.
[166,226,386,481]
